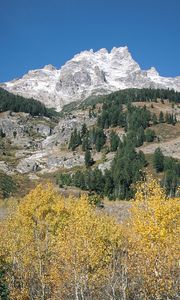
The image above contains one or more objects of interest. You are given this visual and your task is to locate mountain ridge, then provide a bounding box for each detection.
[1,46,180,111]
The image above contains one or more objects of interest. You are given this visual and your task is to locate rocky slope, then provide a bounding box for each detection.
[1,47,180,111]
[0,96,180,207]
[1,103,180,179]
[0,110,96,175]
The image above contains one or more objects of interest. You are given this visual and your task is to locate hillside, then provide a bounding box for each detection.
[0,87,59,118]
[0,87,180,300]
[0,88,179,200]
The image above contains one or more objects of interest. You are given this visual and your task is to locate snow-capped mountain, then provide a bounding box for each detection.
[1,46,180,111]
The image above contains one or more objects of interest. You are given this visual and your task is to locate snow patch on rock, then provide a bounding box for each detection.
[1,46,180,111]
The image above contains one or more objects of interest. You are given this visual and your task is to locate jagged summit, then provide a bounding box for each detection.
[43,64,57,71]
[1,46,180,111]
[147,67,159,77]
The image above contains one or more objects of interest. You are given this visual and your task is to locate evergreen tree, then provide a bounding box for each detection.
[81,123,88,137]
[103,170,114,197]
[111,142,146,199]
[73,171,85,189]
[94,128,106,152]
[0,172,17,198]
[152,113,158,125]
[145,128,155,142]
[153,148,164,172]
[77,132,82,146]
[85,150,93,168]
[68,129,76,151]
[163,156,175,171]
[82,133,91,151]
[68,128,81,151]
[110,131,120,152]
[159,111,164,123]
[93,168,104,194]
[57,173,72,188]
[138,150,147,166]
[136,126,145,147]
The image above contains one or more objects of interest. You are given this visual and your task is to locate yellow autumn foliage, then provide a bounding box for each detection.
[0,178,179,300]
[0,183,122,300]
[126,178,180,299]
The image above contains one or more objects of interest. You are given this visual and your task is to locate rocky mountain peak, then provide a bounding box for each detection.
[147,67,159,77]
[43,64,57,71]
[96,48,108,55]
[1,46,180,111]
[110,46,133,62]
[111,45,129,54]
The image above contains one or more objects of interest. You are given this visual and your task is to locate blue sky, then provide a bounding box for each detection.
[0,0,180,82]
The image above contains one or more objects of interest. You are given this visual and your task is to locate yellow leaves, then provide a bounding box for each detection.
[136,177,166,198]
[51,195,122,296]
[0,182,122,299]
[126,178,180,299]
[0,179,179,299]
[131,178,180,245]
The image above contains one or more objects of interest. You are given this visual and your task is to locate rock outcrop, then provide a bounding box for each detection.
[1,47,180,111]
[0,111,97,174]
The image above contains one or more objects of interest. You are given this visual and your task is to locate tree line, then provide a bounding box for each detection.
[97,103,176,149]
[66,101,179,199]
[0,87,59,118]
[97,102,177,130]
[0,171,17,198]
[82,88,180,108]
[153,148,180,196]
[59,138,147,199]
[69,104,172,154]
[68,123,106,152]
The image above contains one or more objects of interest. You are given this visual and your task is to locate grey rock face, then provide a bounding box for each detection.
[0,161,15,175]
[16,150,85,174]
[16,156,42,173]
[42,112,96,149]
[35,124,51,137]
[0,112,32,149]
[0,111,96,175]
[1,46,180,111]
[0,112,53,149]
